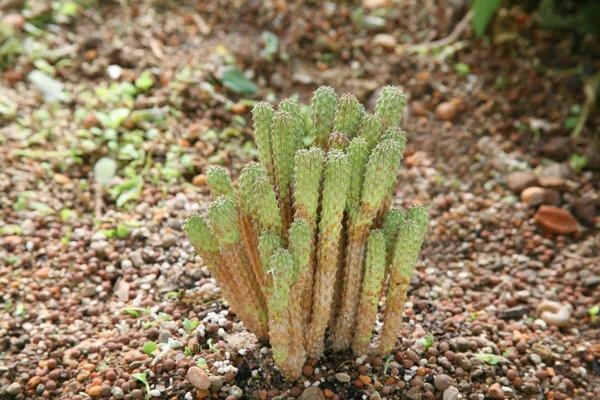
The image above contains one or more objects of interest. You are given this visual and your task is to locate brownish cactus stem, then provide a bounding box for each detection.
[288,282,308,374]
[330,228,368,351]
[238,212,267,298]
[376,275,410,356]
[329,219,347,328]
[219,247,269,341]
[279,195,294,235]
[375,194,393,227]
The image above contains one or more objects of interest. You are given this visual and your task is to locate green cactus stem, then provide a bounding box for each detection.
[306,150,351,358]
[287,219,311,369]
[377,205,429,356]
[357,114,383,150]
[252,102,276,184]
[333,94,365,138]
[328,131,350,151]
[352,229,386,355]
[292,147,324,230]
[208,196,269,340]
[374,86,408,130]
[374,129,407,225]
[345,137,369,220]
[310,86,337,149]
[206,166,235,200]
[258,231,283,277]
[279,98,304,143]
[271,111,299,232]
[331,139,405,351]
[266,248,301,381]
[381,209,406,264]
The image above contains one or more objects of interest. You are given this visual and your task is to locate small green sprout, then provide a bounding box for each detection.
[206,338,217,352]
[143,342,158,355]
[588,305,599,323]
[183,318,199,333]
[131,372,151,398]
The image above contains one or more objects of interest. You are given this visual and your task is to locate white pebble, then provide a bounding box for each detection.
[107,65,123,79]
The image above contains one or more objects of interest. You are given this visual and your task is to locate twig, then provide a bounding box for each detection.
[396,10,473,54]
[95,182,103,219]
[571,71,598,138]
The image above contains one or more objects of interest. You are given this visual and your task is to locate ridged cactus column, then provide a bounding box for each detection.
[292,148,324,331]
[333,94,365,138]
[287,219,311,370]
[252,102,276,184]
[310,86,337,149]
[377,205,429,356]
[265,249,299,380]
[331,138,405,351]
[352,229,386,355]
[271,112,299,232]
[208,197,269,341]
[307,150,351,358]
[374,86,408,129]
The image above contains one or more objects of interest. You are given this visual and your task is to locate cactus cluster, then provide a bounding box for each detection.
[184,86,428,380]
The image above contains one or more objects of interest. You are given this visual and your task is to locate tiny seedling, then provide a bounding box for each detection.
[131,372,151,399]
[183,318,199,333]
[142,342,158,355]
[206,338,217,352]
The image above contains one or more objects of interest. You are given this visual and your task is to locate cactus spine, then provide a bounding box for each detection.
[377,205,429,356]
[185,86,428,380]
[307,150,351,358]
[352,229,386,355]
[310,86,337,149]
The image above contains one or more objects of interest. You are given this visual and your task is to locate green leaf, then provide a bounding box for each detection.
[423,332,434,348]
[60,209,77,222]
[475,353,500,365]
[131,373,150,395]
[197,358,208,369]
[563,116,578,130]
[143,341,158,355]
[454,63,471,75]
[570,154,587,171]
[135,70,154,92]
[589,305,599,322]
[472,0,502,37]
[30,201,53,214]
[116,224,129,238]
[260,31,278,60]
[206,338,217,352]
[94,157,117,186]
[0,225,22,236]
[28,70,70,103]
[220,68,257,95]
[183,318,199,332]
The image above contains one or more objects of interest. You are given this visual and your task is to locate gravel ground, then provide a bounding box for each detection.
[1,1,599,399]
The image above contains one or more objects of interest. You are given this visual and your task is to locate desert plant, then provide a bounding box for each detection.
[184,86,429,380]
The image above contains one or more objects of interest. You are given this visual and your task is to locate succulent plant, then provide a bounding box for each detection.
[184,86,428,380]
